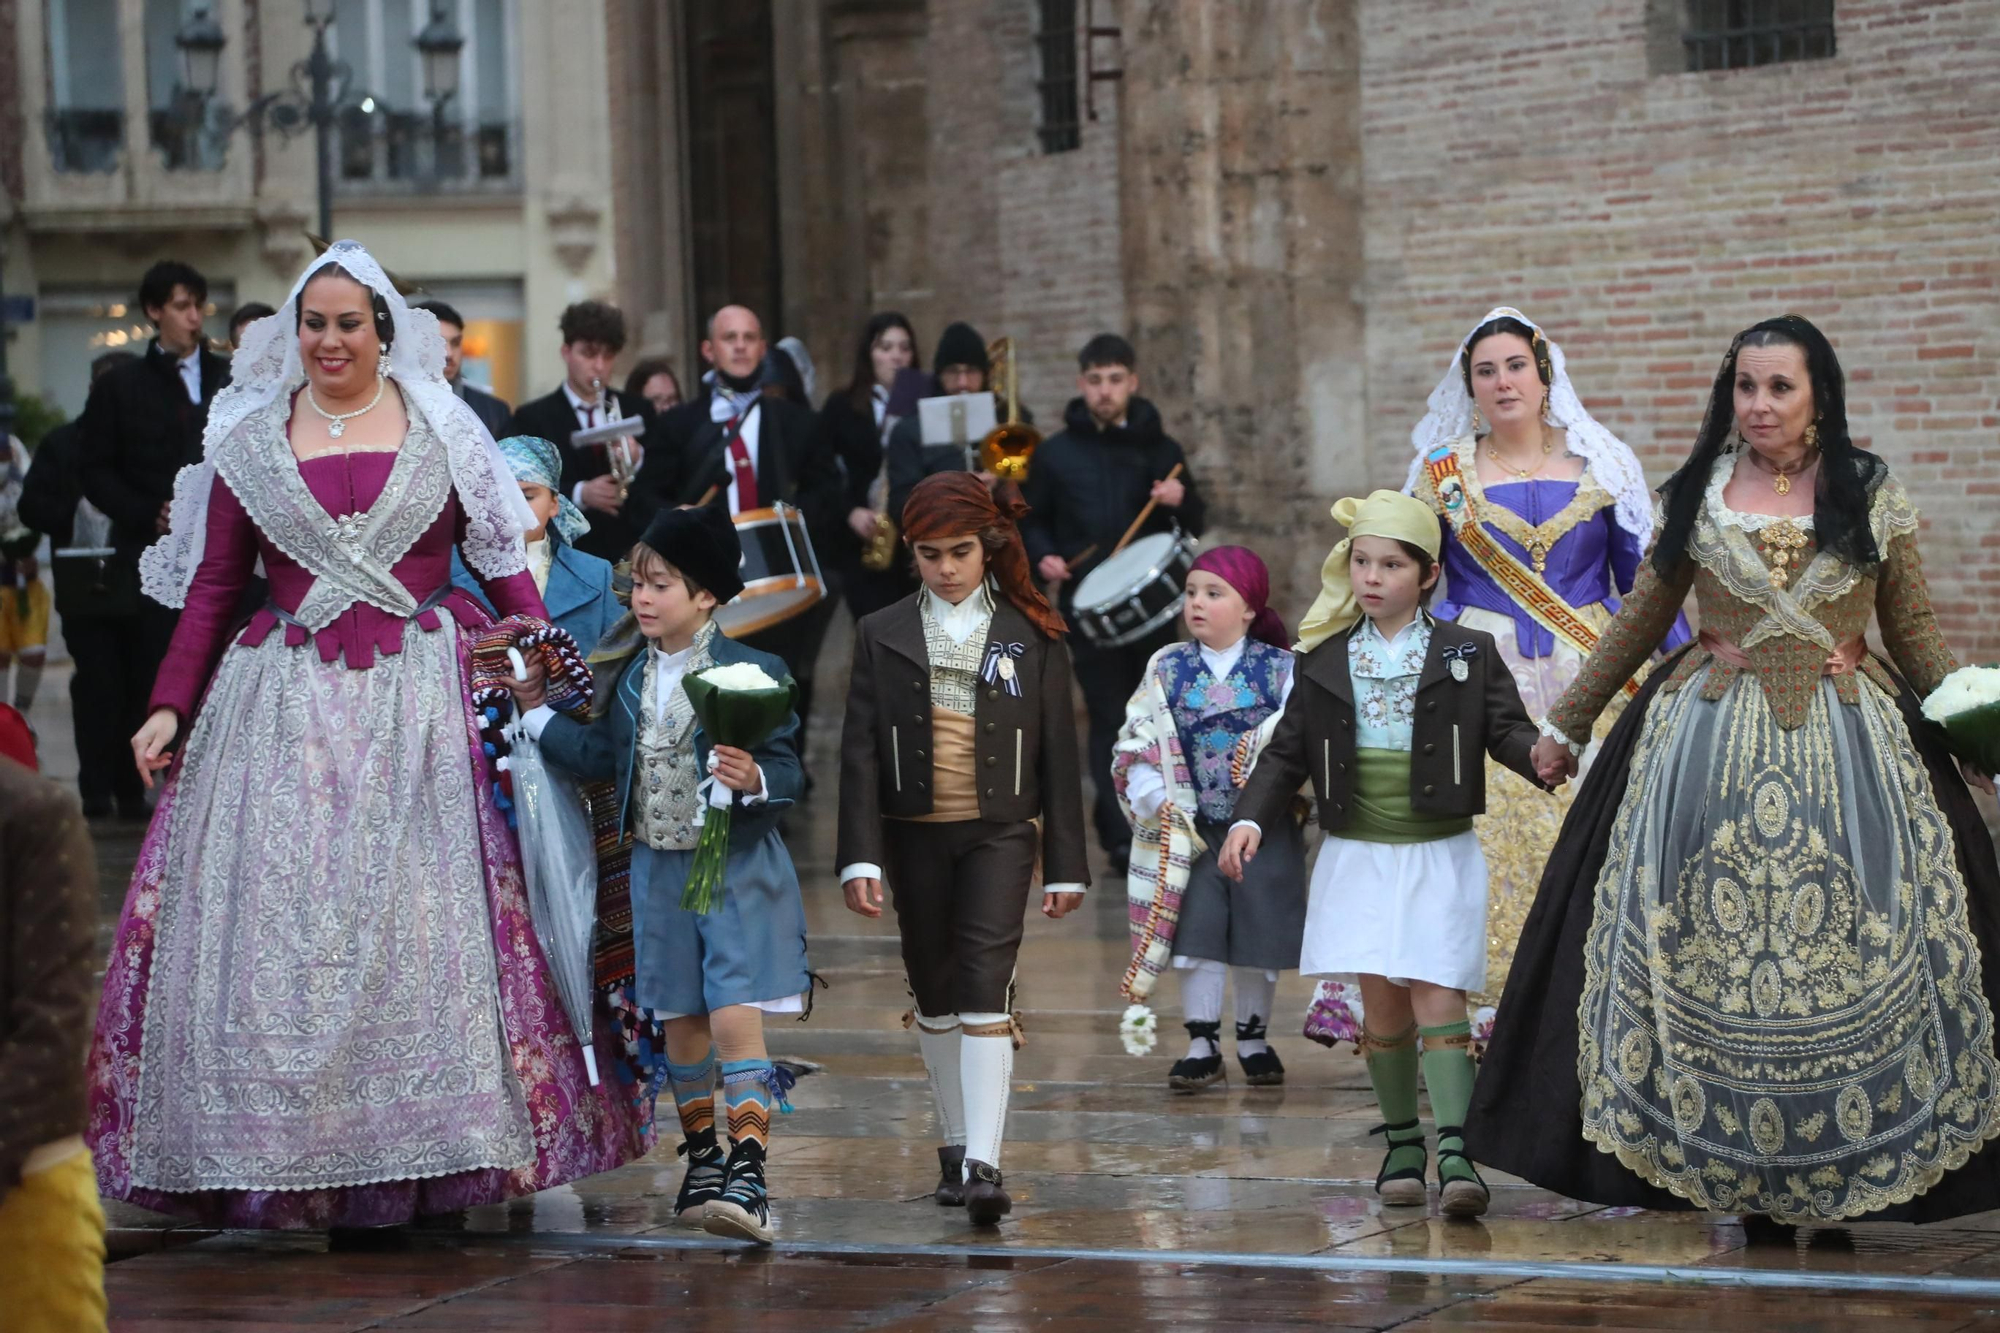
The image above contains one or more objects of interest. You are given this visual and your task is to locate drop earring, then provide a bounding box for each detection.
[1471,405,1484,435]
[377,347,391,379]
[1803,417,1820,451]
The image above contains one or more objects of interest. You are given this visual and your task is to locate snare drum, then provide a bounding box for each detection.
[712,503,827,639]
[1070,530,1197,648]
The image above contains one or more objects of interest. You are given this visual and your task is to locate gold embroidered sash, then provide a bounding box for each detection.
[1420,442,1640,700]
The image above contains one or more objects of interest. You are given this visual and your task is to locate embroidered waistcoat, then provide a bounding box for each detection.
[922,596,991,715]
[1163,639,1294,822]
[632,632,715,851]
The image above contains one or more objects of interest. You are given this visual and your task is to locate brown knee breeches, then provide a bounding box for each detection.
[883,819,1036,1016]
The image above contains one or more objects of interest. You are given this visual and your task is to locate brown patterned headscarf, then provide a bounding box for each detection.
[902,472,1066,640]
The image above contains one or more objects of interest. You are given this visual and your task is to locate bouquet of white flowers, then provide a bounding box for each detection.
[680,660,798,913]
[1921,664,2000,776]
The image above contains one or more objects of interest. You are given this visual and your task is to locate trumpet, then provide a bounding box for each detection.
[859,461,900,571]
[978,337,1040,483]
[592,377,639,502]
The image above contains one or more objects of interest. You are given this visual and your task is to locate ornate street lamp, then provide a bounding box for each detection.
[416,7,466,105]
[175,8,227,101]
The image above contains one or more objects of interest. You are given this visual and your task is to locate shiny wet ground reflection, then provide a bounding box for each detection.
[54,649,2000,1329]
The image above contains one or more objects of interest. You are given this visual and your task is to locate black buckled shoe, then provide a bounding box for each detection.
[1169,1020,1225,1092]
[935,1144,967,1207]
[962,1159,1012,1226]
[703,1139,774,1244]
[674,1129,728,1228]
[1235,1017,1285,1086]
[1434,1125,1490,1218]
[1371,1118,1429,1207]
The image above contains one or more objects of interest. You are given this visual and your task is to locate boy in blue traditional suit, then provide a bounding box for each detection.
[455,434,622,655]
[511,505,810,1246]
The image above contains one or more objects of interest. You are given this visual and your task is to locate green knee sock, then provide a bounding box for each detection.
[1363,1024,1424,1174]
[1418,1020,1478,1183]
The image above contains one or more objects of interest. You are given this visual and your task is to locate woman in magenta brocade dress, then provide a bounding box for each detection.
[85,243,645,1230]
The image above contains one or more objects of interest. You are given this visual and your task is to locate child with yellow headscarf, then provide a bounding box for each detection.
[1221,490,1551,1218]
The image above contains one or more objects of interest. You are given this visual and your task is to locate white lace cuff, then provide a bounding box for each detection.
[1538,718,1585,757]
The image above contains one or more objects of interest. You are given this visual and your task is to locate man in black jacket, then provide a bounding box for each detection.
[414,299,513,440]
[20,351,144,818]
[625,304,845,765]
[77,260,230,761]
[1020,333,1205,871]
[508,300,657,561]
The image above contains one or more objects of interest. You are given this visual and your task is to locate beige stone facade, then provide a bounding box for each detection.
[3,0,622,418]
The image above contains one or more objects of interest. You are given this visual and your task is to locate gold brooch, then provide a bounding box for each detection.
[1760,520,1810,589]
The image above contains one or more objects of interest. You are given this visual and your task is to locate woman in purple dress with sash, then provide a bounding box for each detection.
[1408,309,1689,1038]
[84,243,645,1231]
[1311,309,1688,1048]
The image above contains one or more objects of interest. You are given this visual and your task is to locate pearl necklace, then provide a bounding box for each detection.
[305,376,386,440]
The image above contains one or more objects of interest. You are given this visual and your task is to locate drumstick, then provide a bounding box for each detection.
[1110,462,1186,558]
[1063,544,1099,574]
[694,484,720,508]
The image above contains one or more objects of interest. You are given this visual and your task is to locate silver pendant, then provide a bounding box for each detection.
[328,419,346,439]
[1449,658,1469,683]
[998,658,1015,682]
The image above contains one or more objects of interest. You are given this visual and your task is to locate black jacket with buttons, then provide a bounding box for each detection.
[1236,615,1545,835]
[836,592,1090,886]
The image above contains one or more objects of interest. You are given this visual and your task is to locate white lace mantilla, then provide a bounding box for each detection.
[1405,305,1653,543]
[141,239,532,610]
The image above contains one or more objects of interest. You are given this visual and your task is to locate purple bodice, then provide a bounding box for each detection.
[152,451,544,716]
[1435,478,1691,658]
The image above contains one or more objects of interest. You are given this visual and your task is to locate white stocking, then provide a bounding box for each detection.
[1234,968,1280,1056]
[914,1012,965,1147]
[1179,960,1226,1057]
[958,1012,1014,1169]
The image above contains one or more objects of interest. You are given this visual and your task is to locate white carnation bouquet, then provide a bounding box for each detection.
[680,660,798,913]
[1921,665,2000,775]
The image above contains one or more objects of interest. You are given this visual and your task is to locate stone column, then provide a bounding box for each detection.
[1117,0,1367,601]
[774,0,932,381]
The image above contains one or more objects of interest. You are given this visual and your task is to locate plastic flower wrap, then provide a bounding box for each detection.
[1119,1003,1158,1056]
[1921,665,2000,776]
[679,661,798,913]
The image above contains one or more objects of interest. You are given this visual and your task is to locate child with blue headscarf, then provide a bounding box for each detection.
[454,434,621,654]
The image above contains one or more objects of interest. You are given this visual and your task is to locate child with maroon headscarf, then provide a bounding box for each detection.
[1112,547,1305,1091]
[836,472,1090,1227]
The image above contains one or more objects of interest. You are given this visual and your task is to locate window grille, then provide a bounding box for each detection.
[1681,0,1835,72]
[1036,0,1081,154]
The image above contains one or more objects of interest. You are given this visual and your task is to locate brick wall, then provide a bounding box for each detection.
[1359,0,2000,657]
[924,0,1126,423]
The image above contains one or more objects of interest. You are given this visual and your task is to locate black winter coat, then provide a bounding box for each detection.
[1017,396,1205,612]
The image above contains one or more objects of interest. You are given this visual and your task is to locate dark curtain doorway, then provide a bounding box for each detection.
[683,1,784,350]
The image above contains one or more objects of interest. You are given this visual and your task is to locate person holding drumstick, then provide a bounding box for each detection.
[1020,333,1205,874]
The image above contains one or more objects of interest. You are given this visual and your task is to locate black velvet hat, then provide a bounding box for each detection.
[637,505,745,603]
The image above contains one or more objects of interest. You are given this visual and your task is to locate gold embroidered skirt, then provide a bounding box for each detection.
[1574,664,2000,1222]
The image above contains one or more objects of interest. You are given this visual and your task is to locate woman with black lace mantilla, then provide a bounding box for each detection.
[1469,314,2000,1229]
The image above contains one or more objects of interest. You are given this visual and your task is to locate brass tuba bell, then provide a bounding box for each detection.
[977,336,1040,483]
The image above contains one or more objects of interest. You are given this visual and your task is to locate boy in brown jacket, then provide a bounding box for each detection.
[837,472,1089,1226]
